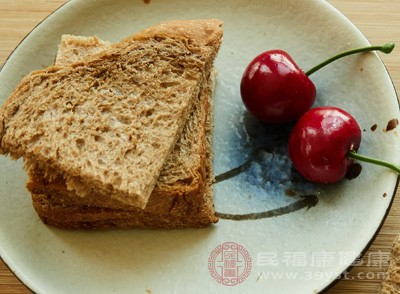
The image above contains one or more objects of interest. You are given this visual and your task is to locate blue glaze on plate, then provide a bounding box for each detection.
[213,110,324,216]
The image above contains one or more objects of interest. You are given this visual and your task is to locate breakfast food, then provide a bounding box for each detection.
[240,49,316,124]
[240,43,394,124]
[27,35,217,229]
[288,106,362,184]
[0,19,223,229]
[240,43,398,184]
[288,106,400,183]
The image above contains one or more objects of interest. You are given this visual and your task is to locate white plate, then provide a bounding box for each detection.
[0,0,399,293]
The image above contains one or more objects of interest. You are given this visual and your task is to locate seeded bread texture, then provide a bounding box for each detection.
[0,19,223,209]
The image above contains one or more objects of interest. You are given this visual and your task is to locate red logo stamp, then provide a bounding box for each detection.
[208,242,252,286]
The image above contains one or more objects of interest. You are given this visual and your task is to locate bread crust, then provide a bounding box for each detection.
[30,187,217,230]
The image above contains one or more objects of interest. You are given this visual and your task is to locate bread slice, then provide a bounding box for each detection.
[28,105,216,229]
[29,113,216,229]
[27,32,214,207]
[0,19,223,209]
[26,33,217,228]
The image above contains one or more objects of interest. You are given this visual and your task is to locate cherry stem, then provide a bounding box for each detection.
[348,150,400,175]
[305,43,395,76]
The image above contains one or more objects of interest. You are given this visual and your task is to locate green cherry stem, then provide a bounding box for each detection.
[305,43,395,76]
[348,150,400,175]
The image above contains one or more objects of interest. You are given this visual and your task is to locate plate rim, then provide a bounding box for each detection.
[0,0,399,293]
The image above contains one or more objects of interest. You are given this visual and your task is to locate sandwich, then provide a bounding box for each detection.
[0,19,223,229]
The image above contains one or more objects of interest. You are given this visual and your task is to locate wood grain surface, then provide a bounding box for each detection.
[0,0,399,293]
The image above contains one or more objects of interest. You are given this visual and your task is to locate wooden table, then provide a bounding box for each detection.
[0,0,399,293]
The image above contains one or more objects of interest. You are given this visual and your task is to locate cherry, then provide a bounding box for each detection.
[240,43,395,124]
[288,106,361,183]
[288,106,400,183]
[240,50,316,124]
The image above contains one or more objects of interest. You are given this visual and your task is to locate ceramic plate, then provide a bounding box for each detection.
[0,0,399,293]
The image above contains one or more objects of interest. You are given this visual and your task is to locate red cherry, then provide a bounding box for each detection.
[240,50,316,123]
[288,106,361,183]
[240,43,395,124]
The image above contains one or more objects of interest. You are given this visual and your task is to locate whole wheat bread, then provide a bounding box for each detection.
[0,19,223,209]
[28,34,213,211]
[27,33,218,228]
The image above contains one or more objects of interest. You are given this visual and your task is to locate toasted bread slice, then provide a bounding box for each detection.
[28,111,217,229]
[26,32,218,229]
[27,33,215,210]
[30,114,216,229]
[0,19,223,209]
